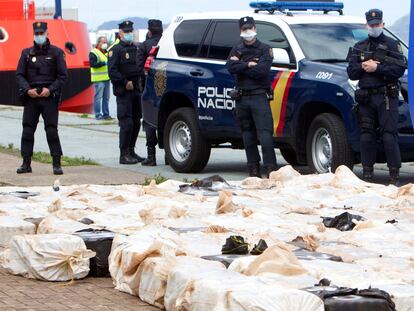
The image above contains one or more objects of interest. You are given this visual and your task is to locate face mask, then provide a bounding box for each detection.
[240,30,257,42]
[34,34,46,45]
[123,32,134,43]
[368,27,383,38]
[101,43,108,50]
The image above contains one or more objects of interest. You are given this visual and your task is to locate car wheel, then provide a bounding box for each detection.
[306,113,354,173]
[164,107,211,173]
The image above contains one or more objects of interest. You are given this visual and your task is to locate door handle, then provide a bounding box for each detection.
[190,69,204,77]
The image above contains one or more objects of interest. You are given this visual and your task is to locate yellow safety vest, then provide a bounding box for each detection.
[90,48,109,82]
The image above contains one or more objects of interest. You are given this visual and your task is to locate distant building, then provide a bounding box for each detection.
[35,7,78,20]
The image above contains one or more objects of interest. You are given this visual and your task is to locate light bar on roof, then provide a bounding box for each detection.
[250,1,344,14]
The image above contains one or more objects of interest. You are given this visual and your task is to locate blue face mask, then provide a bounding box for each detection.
[123,32,134,43]
[34,34,47,45]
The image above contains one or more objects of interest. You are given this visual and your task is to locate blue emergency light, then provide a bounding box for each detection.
[250,0,344,15]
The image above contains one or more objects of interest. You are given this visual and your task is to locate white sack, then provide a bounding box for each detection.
[109,228,185,296]
[0,234,95,281]
[0,216,36,247]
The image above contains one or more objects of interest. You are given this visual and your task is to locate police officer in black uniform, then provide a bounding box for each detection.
[108,20,145,164]
[226,16,277,178]
[137,19,163,166]
[16,21,67,175]
[347,9,406,185]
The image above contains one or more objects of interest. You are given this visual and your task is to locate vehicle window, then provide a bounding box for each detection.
[200,23,215,58]
[174,20,210,57]
[291,23,408,62]
[256,23,288,49]
[256,22,294,64]
[208,21,240,60]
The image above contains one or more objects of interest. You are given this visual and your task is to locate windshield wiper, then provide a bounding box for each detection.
[311,58,348,63]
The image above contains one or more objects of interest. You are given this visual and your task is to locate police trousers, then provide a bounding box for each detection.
[116,89,142,155]
[21,97,62,157]
[358,94,401,168]
[143,122,158,148]
[235,94,277,167]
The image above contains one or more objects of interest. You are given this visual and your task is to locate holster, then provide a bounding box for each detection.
[386,84,399,99]
[354,89,370,105]
[229,88,242,101]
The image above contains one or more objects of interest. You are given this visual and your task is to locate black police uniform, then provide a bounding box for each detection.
[137,19,163,166]
[226,17,277,178]
[108,21,144,164]
[347,9,406,183]
[16,22,67,175]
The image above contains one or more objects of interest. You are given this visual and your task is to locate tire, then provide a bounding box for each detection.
[164,107,211,173]
[280,148,301,166]
[306,113,354,174]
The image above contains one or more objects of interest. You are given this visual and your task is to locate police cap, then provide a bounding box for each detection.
[365,9,383,26]
[148,19,163,34]
[239,16,255,30]
[33,21,47,33]
[119,20,134,32]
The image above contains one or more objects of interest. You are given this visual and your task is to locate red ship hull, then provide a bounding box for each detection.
[0,1,93,113]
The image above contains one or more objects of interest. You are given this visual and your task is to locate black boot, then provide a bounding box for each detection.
[16,156,32,174]
[164,154,169,166]
[120,150,138,165]
[389,167,400,186]
[248,163,261,178]
[129,148,145,162]
[142,147,156,166]
[265,165,277,178]
[52,156,63,175]
[362,166,374,182]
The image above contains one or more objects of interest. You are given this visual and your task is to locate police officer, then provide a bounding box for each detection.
[226,16,277,178]
[16,21,68,175]
[347,9,406,185]
[137,19,163,166]
[108,20,145,165]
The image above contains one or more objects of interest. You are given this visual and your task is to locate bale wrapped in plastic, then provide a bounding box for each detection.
[73,229,116,277]
[0,234,95,281]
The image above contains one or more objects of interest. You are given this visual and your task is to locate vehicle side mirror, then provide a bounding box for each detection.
[272,48,290,65]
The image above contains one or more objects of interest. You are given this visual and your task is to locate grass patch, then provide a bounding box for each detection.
[142,173,168,185]
[0,143,99,166]
[79,113,90,119]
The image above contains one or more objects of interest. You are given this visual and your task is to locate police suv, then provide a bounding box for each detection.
[142,1,412,173]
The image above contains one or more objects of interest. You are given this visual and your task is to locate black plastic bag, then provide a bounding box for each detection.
[322,212,365,231]
[73,229,116,277]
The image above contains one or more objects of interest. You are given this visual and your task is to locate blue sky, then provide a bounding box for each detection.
[38,0,410,29]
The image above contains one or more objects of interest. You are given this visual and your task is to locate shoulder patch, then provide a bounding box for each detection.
[269,48,273,58]
[108,50,113,58]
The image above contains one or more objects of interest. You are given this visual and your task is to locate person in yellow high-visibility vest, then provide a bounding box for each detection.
[90,36,112,120]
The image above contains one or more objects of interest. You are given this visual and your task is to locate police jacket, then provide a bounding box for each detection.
[347,33,406,89]
[226,39,272,91]
[108,39,140,86]
[16,39,68,96]
[137,33,162,88]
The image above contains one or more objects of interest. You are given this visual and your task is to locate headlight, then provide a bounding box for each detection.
[348,79,358,91]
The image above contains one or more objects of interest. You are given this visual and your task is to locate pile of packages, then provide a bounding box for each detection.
[0,165,413,310]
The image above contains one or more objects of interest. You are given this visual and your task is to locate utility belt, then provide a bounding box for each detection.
[354,84,399,110]
[229,88,273,101]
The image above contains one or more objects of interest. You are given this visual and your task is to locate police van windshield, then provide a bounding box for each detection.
[290,23,408,62]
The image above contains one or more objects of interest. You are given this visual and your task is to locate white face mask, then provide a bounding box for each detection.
[101,43,108,50]
[240,30,257,42]
[368,27,383,38]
